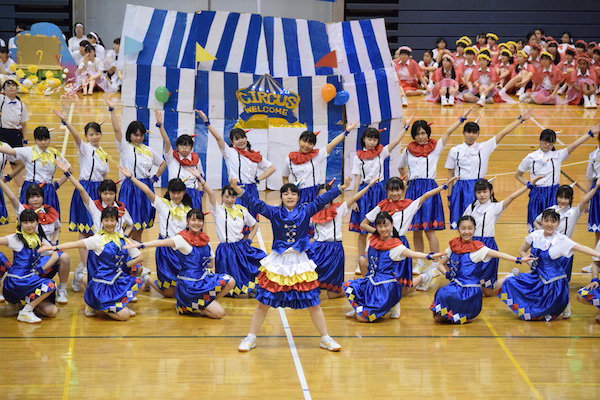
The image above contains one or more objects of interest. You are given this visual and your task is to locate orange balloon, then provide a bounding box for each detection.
[321,83,336,102]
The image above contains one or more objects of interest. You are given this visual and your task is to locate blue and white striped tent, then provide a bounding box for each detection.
[119,5,401,188]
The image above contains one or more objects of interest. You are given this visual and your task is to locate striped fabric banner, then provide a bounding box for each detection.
[326,18,393,76]
[342,67,402,125]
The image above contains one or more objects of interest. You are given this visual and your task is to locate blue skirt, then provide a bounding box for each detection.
[500,273,569,321]
[0,252,10,278]
[0,185,9,225]
[69,180,100,233]
[578,285,600,309]
[84,274,142,313]
[155,243,180,289]
[589,179,600,232]
[299,185,320,205]
[397,236,413,286]
[308,240,345,293]
[474,236,499,288]
[20,180,60,218]
[527,185,558,231]
[3,272,56,305]
[119,177,155,230]
[344,276,402,322]
[176,272,232,314]
[35,252,63,280]
[215,240,265,295]
[430,282,482,323]
[186,187,204,211]
[256,286,321,309]
[349,181,386,233]
[406,179,445,231]
[448,179,477,229]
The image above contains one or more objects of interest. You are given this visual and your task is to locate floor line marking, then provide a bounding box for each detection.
[61,311,78,400]
[279,308,312,400]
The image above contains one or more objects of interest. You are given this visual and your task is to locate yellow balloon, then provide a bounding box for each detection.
[29,75,39,83]
[9,63,17,72]
[44,71,54,79]
[27,65,38,74]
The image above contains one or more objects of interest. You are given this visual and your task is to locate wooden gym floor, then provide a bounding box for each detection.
[0,93,598,400]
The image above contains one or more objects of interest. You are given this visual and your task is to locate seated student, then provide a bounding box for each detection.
[419,50,438,87]
[0,47,16,85]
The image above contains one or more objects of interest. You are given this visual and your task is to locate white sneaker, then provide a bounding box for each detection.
[71,263,86,292]
[17,309,41,324]
[412,259,428,275]
[582,265,593,273]
[448,95,455,106]
[141,267,151,291]
[519,93,529,102]
[562,301,571,319]
[516,87,525,96]
[319,335,341,352]
[402,96,408,107]
[557,84,566,95]
[345,309,357,318]
[354,265,363,275]
[511,267,521,276]
[56,288,68,305]
[416,268,435,291]
[390,302,401,319]
[477,97,486,107]
[441,96,448,106]
[84,305,96,317]
[596,315,600,323]
[238,335,257,352]
[128,309,137,317]
[0,294,4,303]
[584,95,593,109]
[590,94,598,108]
[430,263,441,277]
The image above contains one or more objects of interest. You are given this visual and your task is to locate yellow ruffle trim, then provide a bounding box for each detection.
[259,265,318,285]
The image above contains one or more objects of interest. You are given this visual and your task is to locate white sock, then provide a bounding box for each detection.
[58,283,67,290]
[22,304,33,313]
[321,335,331,340]
[247,333,257,340]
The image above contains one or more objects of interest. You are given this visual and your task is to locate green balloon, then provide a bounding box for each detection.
[155,86,170,103]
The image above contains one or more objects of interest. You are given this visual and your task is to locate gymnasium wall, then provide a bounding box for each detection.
[345,0,600,58]
[74,0,344,47]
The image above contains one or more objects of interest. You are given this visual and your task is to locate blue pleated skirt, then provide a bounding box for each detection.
[3,272,56,305]
[84,274,142,313]
[186,187,204,211]
[500,272,569,321]
[349,181,386,233]
[344,276,402,322]
[215,240,265,294]
[69,180,100,233]
[176,272,232,314]
[118,177,155,230]
[396,236,413,286]
[448,179,477,229]
[431,282,482,323]
[155,244,181,289]
[0,185,9,225]
[20,180,60,218]
[589,179,600,232]
[527,185,558,231]
[405,179,445,231]
[578,285,600,309]
[474,236,499,288]
[307,240,345,293]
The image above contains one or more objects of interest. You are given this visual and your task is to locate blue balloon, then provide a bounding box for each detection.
[333,90,350,106]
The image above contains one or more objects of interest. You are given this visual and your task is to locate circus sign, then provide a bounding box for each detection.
[236,74,300,123]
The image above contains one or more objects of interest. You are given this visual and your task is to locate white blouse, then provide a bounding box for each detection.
[526,230,575,259]
[351,145,390,184]
[222,146,272,184]
[282,147,328,189]
[164,150,204,190]
[212,204,256,243]
[461,200,505,236]
[153,197,190,239]
[445,137,497,180]
[14,146,71,183]
[517,148,570,187]
[398,140,444,180]
[312,202,350,242]
[78,142,109,181]
[117,139,163,179]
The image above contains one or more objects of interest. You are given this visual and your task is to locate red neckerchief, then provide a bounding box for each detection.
[23,204,59,225]
[449,237,485,254]
[312,202,341,224]
[357,144,384,160]
[179,229,210,247]
[94,200,127,217]
[377,198,412,215]
[370,234,403,251]
[234,147,263,163]
[172,150,200,167]
[289,149,319,165]
[407,138,437,157]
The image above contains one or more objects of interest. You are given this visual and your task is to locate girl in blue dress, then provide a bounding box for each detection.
[119,165,192,298]
[229,178,344,353]
[1,209,60,323]
[126,209,236,318]
[344,211,444,322]
[577,243,600,323]
[498,209,600,321]
[39,207,145,321]
[431,215,535,324]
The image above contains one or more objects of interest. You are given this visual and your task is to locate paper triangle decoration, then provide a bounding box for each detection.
[123,36,144,55]
[315,50,337,68]
[196,43,217,62]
